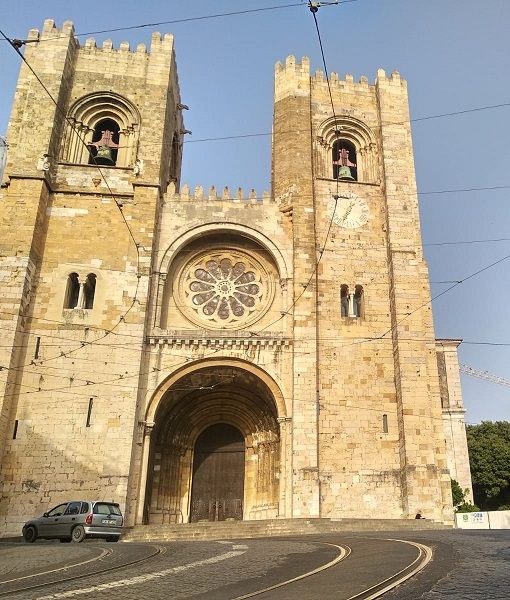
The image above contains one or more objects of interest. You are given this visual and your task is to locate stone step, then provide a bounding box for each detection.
[122,518,450,542]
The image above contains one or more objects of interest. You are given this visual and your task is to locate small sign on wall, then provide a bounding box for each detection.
[456,511,510,529]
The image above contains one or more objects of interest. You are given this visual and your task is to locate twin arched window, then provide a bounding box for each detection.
[340,284,363,318]
[64,273,97,310]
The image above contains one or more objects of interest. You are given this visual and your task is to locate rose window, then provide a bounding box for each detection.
[177,250,273,329]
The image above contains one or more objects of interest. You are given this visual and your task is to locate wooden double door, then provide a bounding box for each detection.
[190,424,245,522]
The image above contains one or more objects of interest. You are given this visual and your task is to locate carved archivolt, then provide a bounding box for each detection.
[61,92,140,167]
[174,249,275,329]
[315,115,378,183]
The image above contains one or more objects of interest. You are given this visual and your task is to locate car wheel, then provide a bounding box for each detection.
[59,538,72,543]
[106,536,119,542]
[71,525,86,543]
[23,525,37,543]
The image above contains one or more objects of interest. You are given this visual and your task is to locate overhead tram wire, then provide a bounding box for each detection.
[351,247,510,348]
[1,11,508,382]
[178,101,510,145]
[250,0,345,335]
[0,0,354,394]
[6,331,510,404]
[114,97,510,148]
[6,1,354,44]
[0,28,145,371]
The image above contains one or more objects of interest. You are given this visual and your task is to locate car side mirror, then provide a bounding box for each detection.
[43,512,49,517]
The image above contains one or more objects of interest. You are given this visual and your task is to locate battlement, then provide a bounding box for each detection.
[166,182,272,205]
[275,55,406,92]
[312,67,405,88]
[275,55,310,77]
[25,20,173,56]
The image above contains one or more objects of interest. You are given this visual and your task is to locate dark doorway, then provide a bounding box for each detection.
[190,423,245,522]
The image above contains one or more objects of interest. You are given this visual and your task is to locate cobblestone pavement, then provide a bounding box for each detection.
[1,538,338,600]
[378,529,510,600]
[0,544,103,579]
[0,529,508,599]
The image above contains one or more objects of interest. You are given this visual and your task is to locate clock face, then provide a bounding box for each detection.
[329,192,369,229]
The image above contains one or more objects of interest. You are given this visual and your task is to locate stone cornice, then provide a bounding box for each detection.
[147,334,292,350]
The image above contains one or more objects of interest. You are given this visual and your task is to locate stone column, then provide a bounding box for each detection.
[348,292,355,318]
[136,421,155,524]
[76,279,86,309]
[277,416,292,517]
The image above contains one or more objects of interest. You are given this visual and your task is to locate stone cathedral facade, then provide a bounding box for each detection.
[0,20,472,535]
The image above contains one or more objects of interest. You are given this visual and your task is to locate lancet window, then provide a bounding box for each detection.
[64,273,80,309]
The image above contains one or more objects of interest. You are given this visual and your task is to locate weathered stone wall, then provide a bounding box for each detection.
[0,20,182,535]
[273,57,454,521]
[0,21,471,535]
[437,340,473,502]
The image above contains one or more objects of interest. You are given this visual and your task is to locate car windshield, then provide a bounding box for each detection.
[47,503,68,517]
[93,503,121,516]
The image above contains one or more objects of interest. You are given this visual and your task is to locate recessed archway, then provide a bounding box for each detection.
[142,363,284,524]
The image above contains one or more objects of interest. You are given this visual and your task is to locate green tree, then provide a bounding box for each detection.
[467,421,510,510]
[451,479,479,512]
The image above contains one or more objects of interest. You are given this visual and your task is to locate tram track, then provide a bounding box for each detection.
[230,538,432,600]
[0,543,164,597]
[0,536,433,599]
[343,539,433,600]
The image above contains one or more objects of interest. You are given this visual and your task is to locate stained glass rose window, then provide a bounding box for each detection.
[177,250,273,329]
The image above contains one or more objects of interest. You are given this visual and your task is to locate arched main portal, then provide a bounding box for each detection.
[144,365,282,524]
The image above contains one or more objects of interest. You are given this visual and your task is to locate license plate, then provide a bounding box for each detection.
[101,519,116,525]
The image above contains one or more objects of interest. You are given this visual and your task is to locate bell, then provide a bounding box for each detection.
[94,145,115,166]
[337,165,355,181]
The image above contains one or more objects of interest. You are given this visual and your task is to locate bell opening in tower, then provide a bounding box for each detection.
[88,118,120,166]
[333,139,357,181]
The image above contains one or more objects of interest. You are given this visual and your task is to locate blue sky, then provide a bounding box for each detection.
[1,0,509,423]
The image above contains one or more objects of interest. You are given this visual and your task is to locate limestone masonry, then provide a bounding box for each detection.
[0,20,472,535]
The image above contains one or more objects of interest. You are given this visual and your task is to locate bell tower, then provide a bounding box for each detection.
[0,20,184,530]
[273,57,453,521]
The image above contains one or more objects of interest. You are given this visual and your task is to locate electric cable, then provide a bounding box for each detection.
[1,7,508,404]
[0,27,147,369]
[5,2,354,44]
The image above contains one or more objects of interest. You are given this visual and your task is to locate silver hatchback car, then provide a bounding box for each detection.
[22,500,123,543]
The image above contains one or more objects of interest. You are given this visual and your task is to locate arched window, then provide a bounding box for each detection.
[88,118,120,166]
[316,116,377,183]
[340,285,349,317]
[340,284,363,318]
[353,285,363,318]
[83,274,97,309]
[333,139,357,181]
[63,272,97,310]
[61,92,140,168]
[64,273,80,309]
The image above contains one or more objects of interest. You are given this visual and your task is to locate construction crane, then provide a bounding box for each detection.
[460,364,510,388]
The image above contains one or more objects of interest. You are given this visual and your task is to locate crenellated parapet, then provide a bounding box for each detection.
[164,182,273,205]
[275,55,407,96]
[312,67,406,89]
[26,19,173,57]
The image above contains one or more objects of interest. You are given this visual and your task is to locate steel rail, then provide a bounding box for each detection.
[231,538,432,600]
[0,543,164,597]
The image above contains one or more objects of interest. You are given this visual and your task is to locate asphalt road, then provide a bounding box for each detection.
[0,529,508,599]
